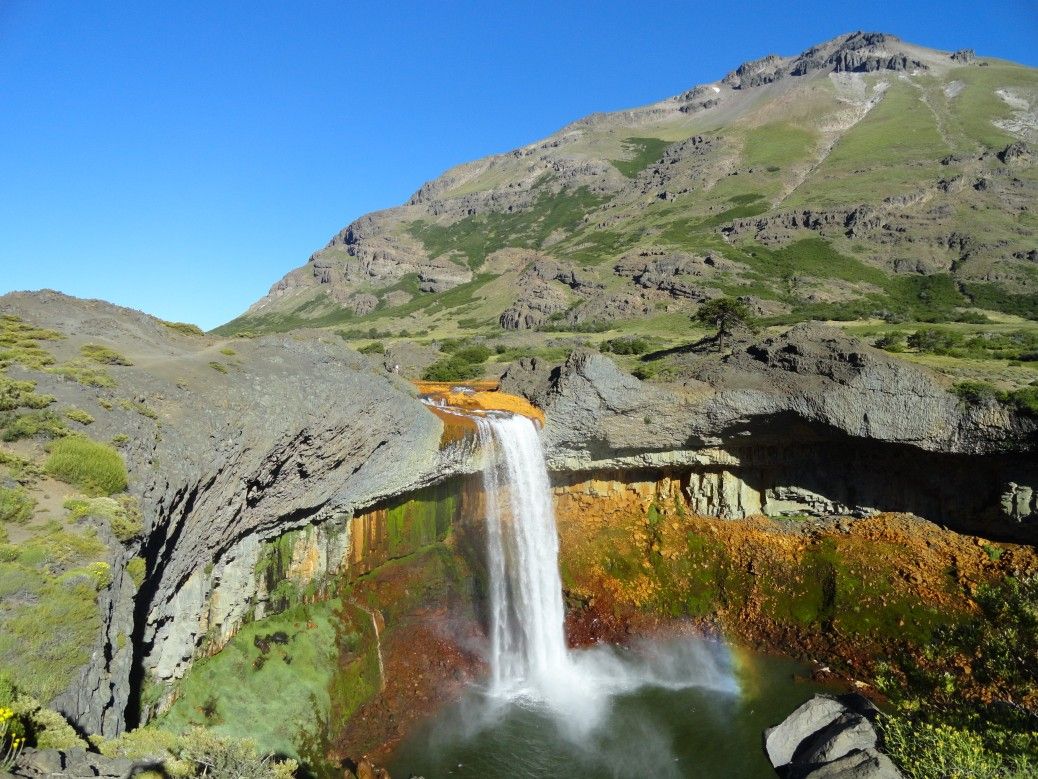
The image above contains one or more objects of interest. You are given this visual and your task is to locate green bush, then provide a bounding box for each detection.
[208,361,228,374]
[127,556,146,588]
[64,407,94,425]
[47,359,116,388]
[881,711,1032,779]
[358,342,385,355]
[45,436,127,495]
[452,344,492,363]
[421,356,481,382]
[951,380,998,405]
[80,344,132,366]
[874,332,907,352]
[1,410,70,441]
[0,375,54,412]
[0,487,34,525]
[161,321,205,336]
[601,336,651,355]
[65,495,142,542]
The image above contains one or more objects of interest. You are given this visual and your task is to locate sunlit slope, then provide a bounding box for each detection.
[215,34,1037,339]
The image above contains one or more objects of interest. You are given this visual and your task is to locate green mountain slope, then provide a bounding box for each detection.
[215,32,1038,349]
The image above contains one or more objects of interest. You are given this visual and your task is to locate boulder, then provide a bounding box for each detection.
[764,694,903,779]
[789,748,904,779]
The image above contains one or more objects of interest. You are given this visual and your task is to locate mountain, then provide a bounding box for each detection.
[214,32,1038,341]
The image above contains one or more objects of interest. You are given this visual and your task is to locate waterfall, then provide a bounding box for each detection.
[475,413,570,695]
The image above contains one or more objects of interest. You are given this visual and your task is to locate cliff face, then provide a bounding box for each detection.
[0,292,484,736]
[504,323,1037,540]
[2,291,1035,740]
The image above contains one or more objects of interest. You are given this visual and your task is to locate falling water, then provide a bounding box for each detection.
[474,411,738,731]
[475,413,570,694]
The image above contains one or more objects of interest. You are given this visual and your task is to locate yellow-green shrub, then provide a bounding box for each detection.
[45,436,127,495]
[80,344,133,366]
[0,486,34,525]
[65,494,142,542]
[127,556,146,588]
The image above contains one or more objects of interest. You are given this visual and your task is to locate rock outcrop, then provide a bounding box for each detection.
[765,694,904,778]
[527,324,1038,539]
[0,291,482,737]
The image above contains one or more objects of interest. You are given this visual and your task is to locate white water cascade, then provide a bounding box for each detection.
[473,411,739,731]
[476,413,569,694]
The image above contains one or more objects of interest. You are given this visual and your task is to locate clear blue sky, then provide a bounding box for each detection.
[1,1,1036,329]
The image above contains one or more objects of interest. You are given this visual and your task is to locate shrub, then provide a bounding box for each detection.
[601,336,650,355]
[0,487,34,525]
[881,712,1006,779]
[64,407,94,425]
[65,495,142,542]
[358,342,385,355]
[219,347,236,356]
[421,356,481,382]
[47,359,116,388]
[208,361,228,374]
[45,436,127,495]
[161,321,205,336]
[951,381,997,405]
[98,726,298,779]
[874,332,907,352]
[80,344,133,366]
[0,376,54,412]
[452,344,492,364]
[1,410,70,441]
[126,556,146,588]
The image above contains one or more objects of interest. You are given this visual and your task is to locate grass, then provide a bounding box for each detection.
[408,185,608,269]
[64,407,94,425]
[0,410,70,441]
[0,376,54,413]
[158,601,340,760]
[0,521,108,702]
[0,315,61,372]
[80,344,132,366]
[787,82,949,207]
[46,359,116,389]
[45,436,128,496]
[741,122,817,170]
[65,495,143,542]
[0,486,34,525]
[161,320,205,336]
[608,137,671,178]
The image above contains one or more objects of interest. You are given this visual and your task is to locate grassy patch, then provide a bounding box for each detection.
[0,410,70,441]
[608,136,672,178]
[0,375,54,413]
[46,359,115,388]
[158,601,340,760]
[0,315,61,371]
[80,344,132,366]
[161,320,206,336]
[65,495,143,542]
[64,407,94,425]
[0,486,34,525]
[741,123,816,170]
[408,186,609,269]
[45,436,128,496]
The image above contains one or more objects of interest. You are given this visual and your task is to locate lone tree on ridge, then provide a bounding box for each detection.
[694,296,751,352]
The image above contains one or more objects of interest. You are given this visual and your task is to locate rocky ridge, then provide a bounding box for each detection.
[216,31,1037,340]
